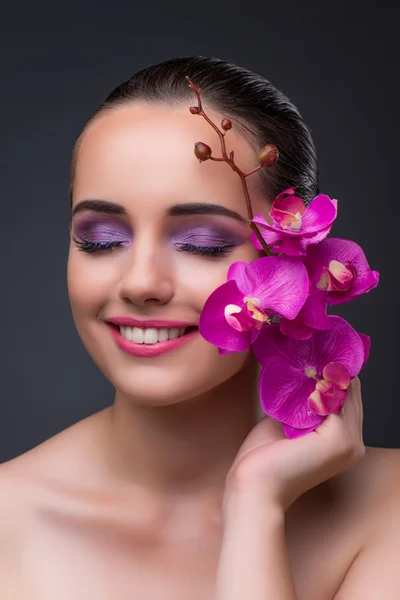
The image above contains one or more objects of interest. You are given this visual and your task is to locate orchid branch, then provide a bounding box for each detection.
[186,76,278,257]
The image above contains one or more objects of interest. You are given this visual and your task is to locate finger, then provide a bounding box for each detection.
[316,376,364,446]
[338,376,363,438]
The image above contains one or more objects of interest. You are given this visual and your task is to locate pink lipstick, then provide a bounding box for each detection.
[107,318,199,358]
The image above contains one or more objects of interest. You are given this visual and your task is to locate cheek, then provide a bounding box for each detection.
[175,243,263,307]
[238,241,265,263]
[175,258,230,309]
[67,249,115,314]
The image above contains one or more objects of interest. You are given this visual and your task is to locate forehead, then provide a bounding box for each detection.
[73,102,264,219]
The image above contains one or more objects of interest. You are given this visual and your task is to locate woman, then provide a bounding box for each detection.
[1,56,398,599]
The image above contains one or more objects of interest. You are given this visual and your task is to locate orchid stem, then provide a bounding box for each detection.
[186,76,273,257]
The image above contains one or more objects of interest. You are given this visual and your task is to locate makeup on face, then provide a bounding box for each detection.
[72,217,132,245]
[70,201,251,257]
[170,224,245,249]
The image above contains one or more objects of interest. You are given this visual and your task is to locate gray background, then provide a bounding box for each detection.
[1,2,398,461]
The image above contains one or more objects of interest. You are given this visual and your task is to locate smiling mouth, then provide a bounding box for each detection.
[109,324,198,345]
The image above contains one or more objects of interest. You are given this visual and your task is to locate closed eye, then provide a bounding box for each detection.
[174,242,235,257]
[72,238,126,254]
[72,237,235,258]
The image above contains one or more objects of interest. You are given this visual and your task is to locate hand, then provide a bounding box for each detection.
[224,377,365,513]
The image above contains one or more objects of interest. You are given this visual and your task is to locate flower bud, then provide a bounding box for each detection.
[257,144,279,168]
[189,106,200,114]
[194,142,212,161]
[221,118,232,131]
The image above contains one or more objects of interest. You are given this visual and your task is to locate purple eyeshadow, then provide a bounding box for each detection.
[170,226,243,247]
[74,218,132,245]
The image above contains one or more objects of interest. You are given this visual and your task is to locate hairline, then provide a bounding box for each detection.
[68,97,270,208]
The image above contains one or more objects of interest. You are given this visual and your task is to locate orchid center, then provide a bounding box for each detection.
[304,366,317,379]
[317,260,356,292]
[224,296,268,332]
[291,212,302,230]
[271,192,306,231]
[307,361,351,416]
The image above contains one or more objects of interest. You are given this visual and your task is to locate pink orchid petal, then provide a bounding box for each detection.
[358,333,371,369]
[251,230,281,251]
[259,356,323,429]
[305,238,379,306]
[252,218,296,236]
[300,287,331,330]
[244,256,309,319]
[252,322,311,369]
[300,194,337,235]
[322,362,351,389]
[304,223,333,245]
[199,280,255,352]
[251,323,287,366]
[279,315,316,339]
[252,213,271,228]
[225,299,267,331]
[272,187,297,205]
[271,194,306,228]
[330,270,379,306]
[271,208,301,229]
[251,215,281,250]
[326,260,355,290]
[311,316,366,377]
[271,236,308,256]
[252,196,336,241]
[253,316,365,377]
[218,330,260,352]
[283,421,323,439]
[272,191,306,217]
[251,232,263,250]
[252,316,368,437]
[279,288,330,339]
[308,380,348,415]
[227,261,252,294]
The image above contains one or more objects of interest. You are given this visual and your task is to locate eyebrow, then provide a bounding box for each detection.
[71,199,248,223]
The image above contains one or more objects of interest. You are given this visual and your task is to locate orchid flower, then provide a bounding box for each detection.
[251,187,338,256]
[251,315,370,438]
[280,238,380,339]
[199,256,309,353]
[187,77,379,440]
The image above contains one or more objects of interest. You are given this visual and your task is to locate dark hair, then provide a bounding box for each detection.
[69,56,319,206]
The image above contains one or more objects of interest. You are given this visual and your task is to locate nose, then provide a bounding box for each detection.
[117,233,174,308]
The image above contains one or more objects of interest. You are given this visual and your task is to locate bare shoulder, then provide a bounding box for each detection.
[0,460,34,593]
[354,445,400,491]
[333,445,400,599]
[336,445,400,534]
[0,408,109,536]
[0,409,111,580]
[0,407,110,488]
[359,445,400,510]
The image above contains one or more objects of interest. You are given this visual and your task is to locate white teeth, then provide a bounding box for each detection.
[131,328,144,343]
[121,326,132,341]
[119,326,191,344]
[168,328,180,340]
[158,328,169,342]
[143,328,159,344]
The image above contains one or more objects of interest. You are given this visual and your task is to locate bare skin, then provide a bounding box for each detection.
[1,102,397,598]
[1,421,399,599]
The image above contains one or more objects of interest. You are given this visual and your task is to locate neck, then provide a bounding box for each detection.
[103,357,263,502]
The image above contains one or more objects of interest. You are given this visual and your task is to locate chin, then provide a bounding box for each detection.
[76,321,251,406]
[91,346,251,408]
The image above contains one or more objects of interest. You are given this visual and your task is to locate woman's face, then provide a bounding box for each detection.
[67,101,269,405]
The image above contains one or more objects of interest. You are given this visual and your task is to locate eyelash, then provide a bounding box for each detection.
[175,242,234,257]
[73,238,235,258]
[73,238,126,254]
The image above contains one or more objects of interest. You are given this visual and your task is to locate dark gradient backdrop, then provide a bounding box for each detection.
[1,2,399,461]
